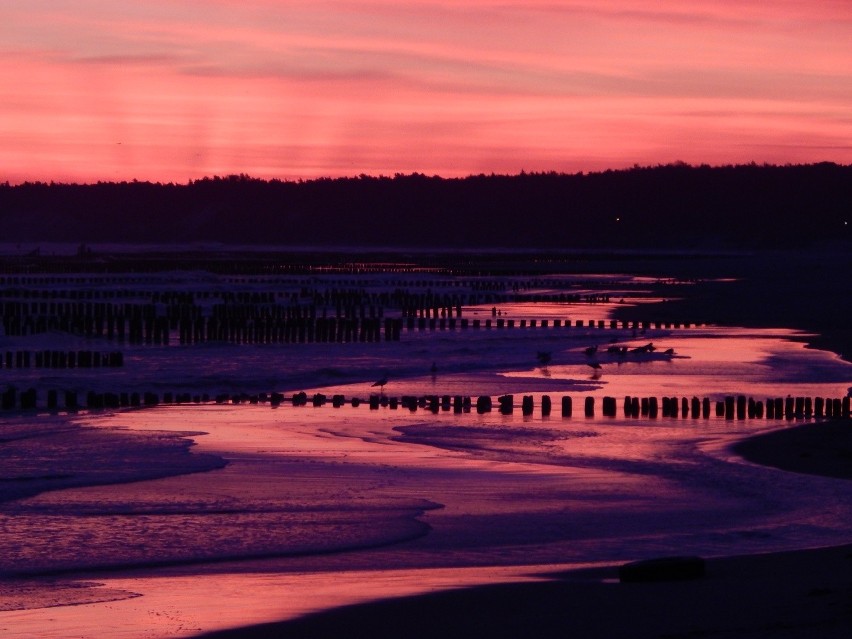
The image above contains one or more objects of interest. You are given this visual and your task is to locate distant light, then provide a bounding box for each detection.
[616,217,621,222]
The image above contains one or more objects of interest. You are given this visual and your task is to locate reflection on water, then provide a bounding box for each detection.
[1,276,850,638]
[502,326,849,400]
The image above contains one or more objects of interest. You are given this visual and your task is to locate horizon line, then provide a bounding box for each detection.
[3,160,849,187]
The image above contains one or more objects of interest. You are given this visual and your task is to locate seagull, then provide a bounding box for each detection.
[371,375,388,392]
[584,345,598,356]
[586,362,602,370]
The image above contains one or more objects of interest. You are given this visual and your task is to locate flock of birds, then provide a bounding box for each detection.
[372,341,676,391]
[536,339,675,377]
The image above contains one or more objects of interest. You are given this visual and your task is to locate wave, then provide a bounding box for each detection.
[0,505,433,577]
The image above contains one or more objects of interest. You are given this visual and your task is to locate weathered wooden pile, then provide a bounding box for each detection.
[1,388,849,421]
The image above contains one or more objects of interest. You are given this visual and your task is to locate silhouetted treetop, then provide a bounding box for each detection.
[0,163,849,249]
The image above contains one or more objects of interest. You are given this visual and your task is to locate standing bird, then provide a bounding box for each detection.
[371,375,388,392]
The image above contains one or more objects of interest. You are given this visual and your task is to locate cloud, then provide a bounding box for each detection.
[0,0,850,182]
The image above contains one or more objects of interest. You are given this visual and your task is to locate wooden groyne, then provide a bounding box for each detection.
[2,389,849,420]
[1,280,701,344]
[1,304,700,344]
[1,350,124,369]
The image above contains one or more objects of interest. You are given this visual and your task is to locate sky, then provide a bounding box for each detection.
[1,0,850,184]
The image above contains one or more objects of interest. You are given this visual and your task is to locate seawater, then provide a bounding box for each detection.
[1,265,851,638]
[2,319,850,577]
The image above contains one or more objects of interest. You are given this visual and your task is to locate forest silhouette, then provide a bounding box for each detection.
[1,163,849,249]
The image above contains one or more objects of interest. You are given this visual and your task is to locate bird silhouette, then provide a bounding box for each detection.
[536,351,552,365]
[371,375,388,392]
[586,362,602,370]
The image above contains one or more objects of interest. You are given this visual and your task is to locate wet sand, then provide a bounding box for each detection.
[733,420,852,481]
[3,250,850,638]
[195,420,852,639]
[169,259,852,639]
[195,546,852,639]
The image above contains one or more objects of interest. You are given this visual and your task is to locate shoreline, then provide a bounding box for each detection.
[193,543,852,639]
[191,419,852,639]
[2,248,849,638]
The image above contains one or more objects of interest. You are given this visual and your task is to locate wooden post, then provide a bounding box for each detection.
[562,396,572,417]
[584,396,594,417]
[725,396,735,420]
[427,396,439,413]
[541,395,551,416]
[20,388,36,410]
[476,396,492,414]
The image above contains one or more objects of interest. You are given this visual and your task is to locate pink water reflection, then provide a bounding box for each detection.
[1,321,850,639]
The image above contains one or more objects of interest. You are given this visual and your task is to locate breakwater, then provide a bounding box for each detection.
[2,388,849,420]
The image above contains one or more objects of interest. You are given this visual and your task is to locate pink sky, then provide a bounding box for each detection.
[1,0,850,183]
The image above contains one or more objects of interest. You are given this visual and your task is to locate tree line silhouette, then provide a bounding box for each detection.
[1,163,849,249]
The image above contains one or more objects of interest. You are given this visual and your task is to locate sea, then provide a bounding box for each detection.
[1,248,850,637]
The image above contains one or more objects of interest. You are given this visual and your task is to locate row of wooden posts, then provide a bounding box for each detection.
[0,273,657,294]
[1,314,697,344]
[2,388,849,419]
[0,350,124,369]
[0,287,628,311]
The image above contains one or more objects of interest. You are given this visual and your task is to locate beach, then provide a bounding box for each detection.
[1,249,850,638]
[185,417,852,639]
[193,543,852,639]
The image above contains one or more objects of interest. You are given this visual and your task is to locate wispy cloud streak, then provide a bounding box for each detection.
[0,1,849,182]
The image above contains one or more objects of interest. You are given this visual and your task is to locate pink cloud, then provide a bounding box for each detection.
[0,1,850,183]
